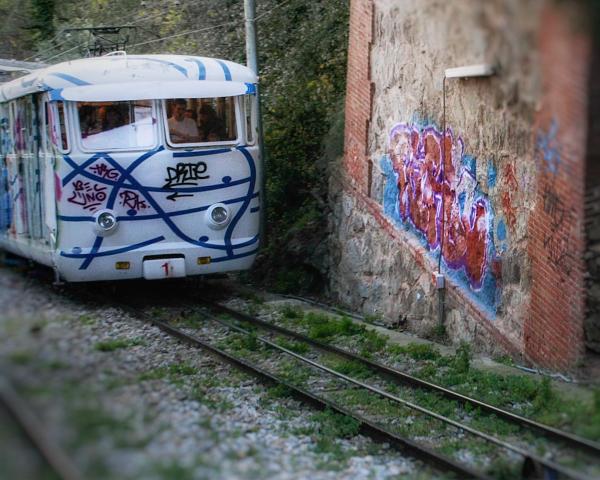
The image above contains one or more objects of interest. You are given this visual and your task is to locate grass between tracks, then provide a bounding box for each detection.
[276,305,600,442]
[164,301,598,476]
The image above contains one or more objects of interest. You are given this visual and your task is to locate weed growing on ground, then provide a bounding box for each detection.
[276,337,310,354]
[328,358,373,379]
[8,350,33,365]
[293,408,361,464]
[281,304,304,319]
[222,332,261,353]
[493,354,515,366]
[277,360,312,385]
[191,384,234,412]
[279,307,389,356]
[69,404,132,444]
[275,306,600,440]
[426,324,448,342]
[364,312,384,324]
[153,461,196,480]
[241,291,264,305]
[174,312,205,328]
[78,314,96,326]
[94,337,145,352]
[266,384,293,399]
[138,362,198,382]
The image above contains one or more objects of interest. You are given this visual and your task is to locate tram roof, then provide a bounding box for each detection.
[0,54,258,103]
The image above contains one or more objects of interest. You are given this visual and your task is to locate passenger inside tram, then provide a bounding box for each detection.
[167,99,200,143]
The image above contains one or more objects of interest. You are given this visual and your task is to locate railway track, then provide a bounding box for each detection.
[90,284,599,480]
[197,301,600,480]
[0,377,82,480]
[207,299,600,456]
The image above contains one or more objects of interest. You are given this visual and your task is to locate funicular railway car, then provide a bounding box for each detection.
[0,53,261,281]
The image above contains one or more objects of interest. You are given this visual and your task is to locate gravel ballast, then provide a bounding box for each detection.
[0,265,420,479]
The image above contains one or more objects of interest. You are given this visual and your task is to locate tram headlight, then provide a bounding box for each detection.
[206,203,230,229]
[93,210,119,236]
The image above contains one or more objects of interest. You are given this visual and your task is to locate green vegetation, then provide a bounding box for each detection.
[152,461,197,480]
[69,404,132,445]
[280,308,389,357]
[328,358,372,380]
[8,350,33,365]
[191,381,234,412]
[94,337,145,352]
[78,314,96,326]
[220,332,261,354]
[293,408,360,462]
[277,360,312,386]
[276,305,600,442]
[138,362,198,382]
[276,337,310,355]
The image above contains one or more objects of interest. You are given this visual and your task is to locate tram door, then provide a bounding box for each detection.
[7,96,44,241]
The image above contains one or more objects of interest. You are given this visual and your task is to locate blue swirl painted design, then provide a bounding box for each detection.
[59,146,259,269]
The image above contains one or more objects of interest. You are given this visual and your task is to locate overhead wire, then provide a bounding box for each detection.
[33,4,172,63]
[126,20,239,50]
[255,0,295,21]
[126,0,297,50]
[37,0,296,63]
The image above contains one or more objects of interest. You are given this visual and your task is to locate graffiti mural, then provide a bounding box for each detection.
[535,119,574,279]
[381,123,499,310]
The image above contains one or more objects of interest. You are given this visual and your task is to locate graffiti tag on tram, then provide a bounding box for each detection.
[119,190,149,213]
[163,161,209,201]
[89,162,120,180]
[67,180,107,211]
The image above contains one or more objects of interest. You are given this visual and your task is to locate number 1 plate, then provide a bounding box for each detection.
[143,258,186,280]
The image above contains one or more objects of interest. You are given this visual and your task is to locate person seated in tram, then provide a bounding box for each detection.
[103,106,125,131]
[197,104,226,141]
[168,99,200,143]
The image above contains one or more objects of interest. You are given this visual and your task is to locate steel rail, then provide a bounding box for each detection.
[278,294,365,321]
[206,300,600,458]
[131,311,489,480]
[204,311,588,480]
[0,377,83,480]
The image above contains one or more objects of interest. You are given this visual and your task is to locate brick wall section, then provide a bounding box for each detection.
[525,5,592,370]
[343,0,373,194]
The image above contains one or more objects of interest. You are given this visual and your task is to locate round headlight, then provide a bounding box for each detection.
[211,206,228,224]
[206,203,230,230]
[93,210,118,235]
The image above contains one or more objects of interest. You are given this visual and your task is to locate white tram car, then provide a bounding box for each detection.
[0,53,261,281]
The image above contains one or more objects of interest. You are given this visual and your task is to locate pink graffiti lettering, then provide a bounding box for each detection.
[67,180,107,211]
[119,190,148,211]
[388,124,491,289]
[89,162,120,180]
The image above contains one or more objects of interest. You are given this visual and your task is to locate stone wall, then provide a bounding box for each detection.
[330,0,595,369]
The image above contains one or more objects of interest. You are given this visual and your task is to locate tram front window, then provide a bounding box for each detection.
[165,97,237,146]
[77,100,156,151]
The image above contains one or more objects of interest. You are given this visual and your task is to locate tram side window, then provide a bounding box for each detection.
[165,97,237,145]
[244,95,255,144]
[46,101,69,151]
[77,100,155,151]
[57,102,69,151]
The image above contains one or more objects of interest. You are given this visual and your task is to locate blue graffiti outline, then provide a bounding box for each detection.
[59,146,259,269]
[536,119,561,176]
[382,122,500,314]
